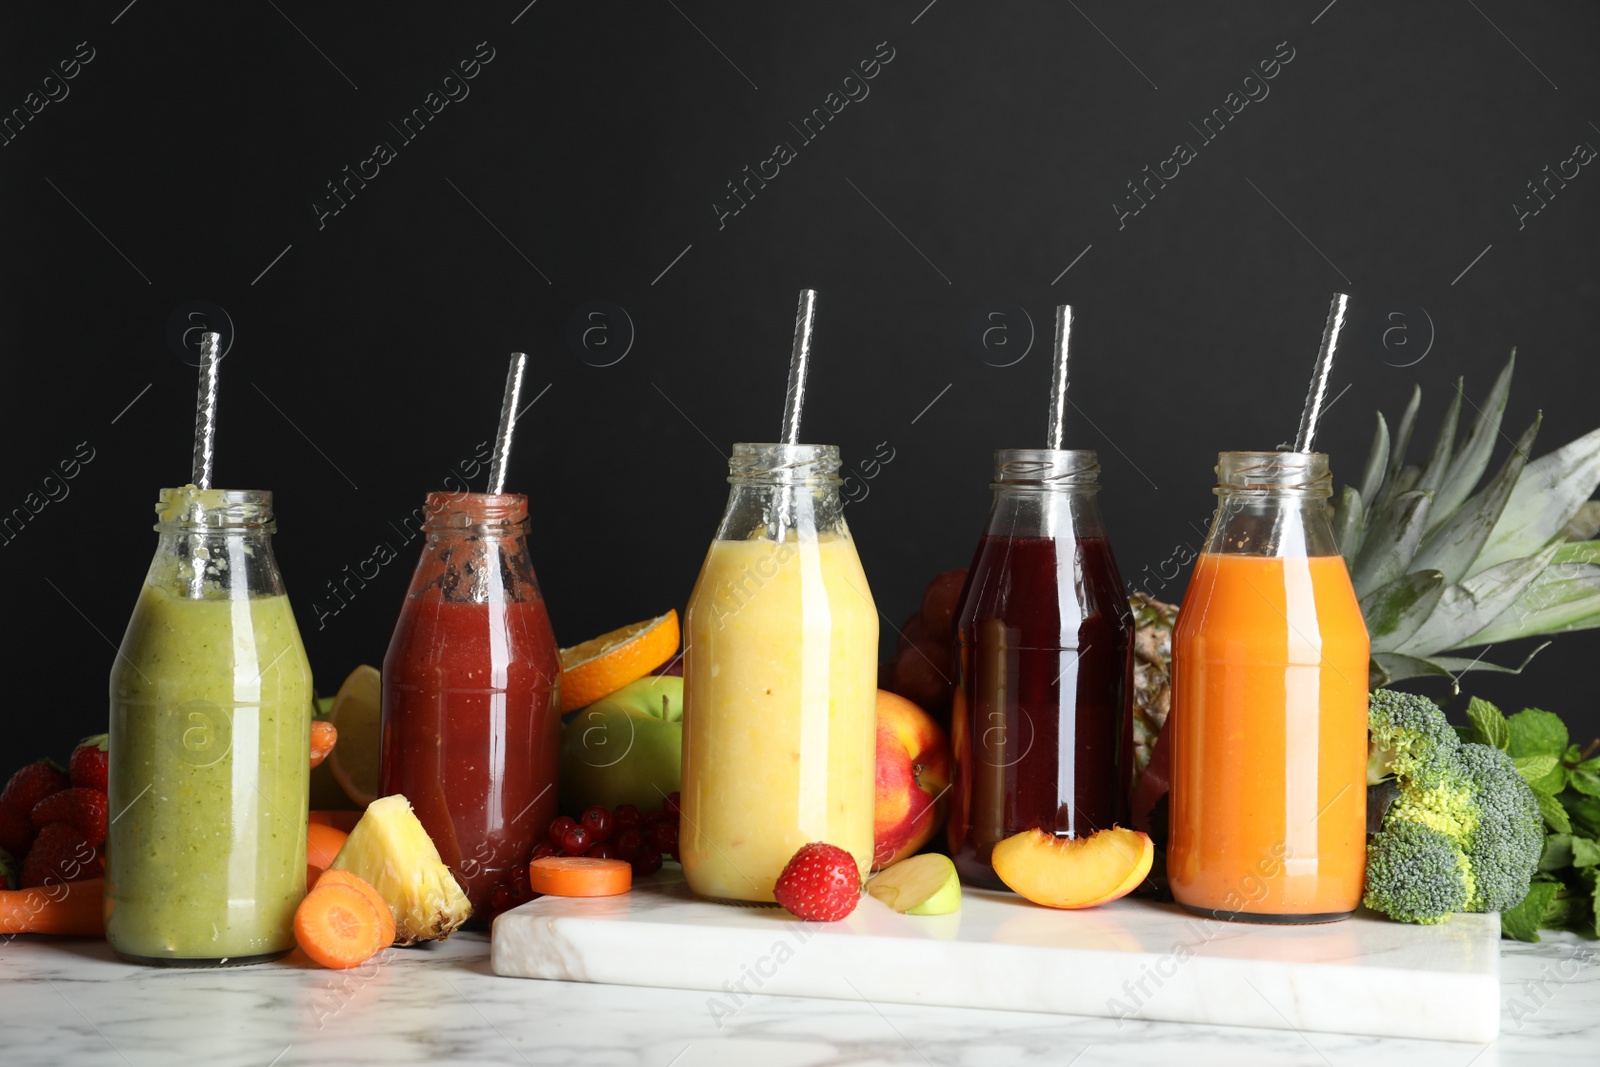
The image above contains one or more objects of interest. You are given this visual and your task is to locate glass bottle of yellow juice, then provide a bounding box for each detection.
[680,443,879,903]
[106,488,312,964]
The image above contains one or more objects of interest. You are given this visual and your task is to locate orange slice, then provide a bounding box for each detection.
[559,610,680,713]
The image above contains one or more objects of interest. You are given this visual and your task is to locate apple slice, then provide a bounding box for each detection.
[866,854,961,915]
[991,827,1153,909]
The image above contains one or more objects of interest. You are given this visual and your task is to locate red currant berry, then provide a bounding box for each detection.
[561,825,591,856]
[580,806,614,842]
[531,841,560,861]
[633,848,663,877]
[650,821,678,854]
[641,810,667,831]
[613,803,642,830]
[548,815,577,847]
[614,828,644,862]
[664,792,682,819]
[585,841,617,860]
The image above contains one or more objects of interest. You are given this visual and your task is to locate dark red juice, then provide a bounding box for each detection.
[948,534,1134,889]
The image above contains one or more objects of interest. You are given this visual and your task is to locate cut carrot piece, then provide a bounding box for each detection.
[295,883,388,969]
[309,810,363,832]
[0,878,104,936]
[306,823,349,871]
[313,869,396,947]
[528,856,632,897]
[309,720,338,768]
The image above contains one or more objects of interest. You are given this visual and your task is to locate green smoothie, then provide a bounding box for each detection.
[107,580,311,963]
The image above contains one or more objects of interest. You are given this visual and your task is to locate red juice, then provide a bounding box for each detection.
[949,534,1134,889]
[380,493,561,918]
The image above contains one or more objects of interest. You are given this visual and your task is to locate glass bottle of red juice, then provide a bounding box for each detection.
[381,492,561,919]
[948,449,1134,889]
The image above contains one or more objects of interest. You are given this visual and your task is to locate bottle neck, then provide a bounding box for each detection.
[716,442,848,542]
[1204,493,1339,558]
[406,492,540,604]
[147,486,285,599]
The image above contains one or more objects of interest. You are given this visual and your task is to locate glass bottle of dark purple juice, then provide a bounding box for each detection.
[948,449,1134,889]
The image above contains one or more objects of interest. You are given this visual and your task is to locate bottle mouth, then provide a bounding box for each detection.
[421,491,528,530]
[154,486,275,531]
[991,448,1100,489]
[1214,451,1332,497]
[728,442,842,485]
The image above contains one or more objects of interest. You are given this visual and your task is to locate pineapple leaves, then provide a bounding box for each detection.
[1389,386,1422,488]
[1414,378,1462,503]
[1434,355,1515,525]
[1409,414,1541,585]
[1465,559,1600,645]
[1398,541,1561,654]
[1350,490,1432,596]
[1361,570,1445,653]
[1473,424,1600,578]
[1333,486,1364,568]
[1357,413,1390,513]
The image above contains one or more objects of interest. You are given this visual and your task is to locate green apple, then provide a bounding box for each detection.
[559,675,683,813]
[866,853,961,915]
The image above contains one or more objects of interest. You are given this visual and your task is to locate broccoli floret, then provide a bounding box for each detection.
[1451,742,1544,913]
[1362,820,1472,924]
[1367,689,1458,786]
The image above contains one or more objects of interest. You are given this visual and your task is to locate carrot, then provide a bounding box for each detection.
[306,822,348,870]
[294,882,388,969]
[0,878,104,937]
[308,810,362,832]
[313,869,395,947]
[309,720,338,768]
[527,856,631,897]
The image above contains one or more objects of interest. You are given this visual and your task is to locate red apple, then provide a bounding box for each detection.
[873,689,952,870]
[919,569,968,643]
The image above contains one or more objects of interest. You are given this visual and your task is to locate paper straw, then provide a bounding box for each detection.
[1293,293,1350,453]
[781,290,818,446]
[1047,305,1073,449]
[191,332,221,490]
[487,352,528,494]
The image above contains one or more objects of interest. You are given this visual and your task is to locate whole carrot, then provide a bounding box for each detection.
[0,877,104,937]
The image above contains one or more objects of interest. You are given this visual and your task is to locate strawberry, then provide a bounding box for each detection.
[21,822,99,889]
[31,788,109,846]
[773,842,861,921]
[309,720,337,769]
[69,734,110,791]
[0,759,68,817]
[0,803,37,858]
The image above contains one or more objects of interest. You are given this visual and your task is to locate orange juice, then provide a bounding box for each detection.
[1168,551,1369,920]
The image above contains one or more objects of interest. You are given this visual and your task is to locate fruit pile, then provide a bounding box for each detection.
[0,737,109,890]
[489,793,682,917]
[881,569,967,725]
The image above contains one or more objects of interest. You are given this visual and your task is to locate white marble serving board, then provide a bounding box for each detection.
[491,869,1500,1043]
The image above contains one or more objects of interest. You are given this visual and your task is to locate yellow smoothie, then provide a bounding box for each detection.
[680,533,879,902]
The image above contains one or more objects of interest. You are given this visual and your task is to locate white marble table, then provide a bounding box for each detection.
[3,922,1597,1067]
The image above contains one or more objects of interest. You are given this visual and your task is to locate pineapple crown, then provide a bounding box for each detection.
[1334,352,1600,689]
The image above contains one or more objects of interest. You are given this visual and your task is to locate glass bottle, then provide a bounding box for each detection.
[381,492,561,919]
[948,450,1135,888]
[107,487,312,965]
[680,443,879,903]
[1168,452,1369,922]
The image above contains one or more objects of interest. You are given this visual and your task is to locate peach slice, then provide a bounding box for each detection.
[990,827,1154,909]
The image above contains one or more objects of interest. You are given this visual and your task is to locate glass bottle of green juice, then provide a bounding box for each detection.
[106,487,312,965]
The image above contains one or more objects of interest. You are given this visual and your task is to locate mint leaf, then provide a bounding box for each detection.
[1539,791,1573,833]
[1508,708,1569,758]
[1541,834,1575,871]
[1467,697,1511,751]
[1571,763,1600,799]
[1564,790,1600,837]
[1516,754,1563,792]
[1573,837,1600,869]
[1502,881,1559,941]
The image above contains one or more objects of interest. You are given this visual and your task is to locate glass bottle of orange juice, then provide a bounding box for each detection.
[1168,451,1369,922]
[680,443,879,903]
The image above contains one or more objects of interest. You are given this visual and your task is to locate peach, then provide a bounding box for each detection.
[991,827,1154,909]
[872,689,952,870]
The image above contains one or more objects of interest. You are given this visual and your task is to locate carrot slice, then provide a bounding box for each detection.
[308,810,362,832]
[313,869,396,947]
[306,822,348,871]
[528,856,631,897]
[0,878,104,936]
[294,883,388,969]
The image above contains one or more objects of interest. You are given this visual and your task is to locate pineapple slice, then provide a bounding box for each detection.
[329,794,472,945]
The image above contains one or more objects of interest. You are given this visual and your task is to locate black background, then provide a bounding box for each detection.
[4,1,1598,764]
